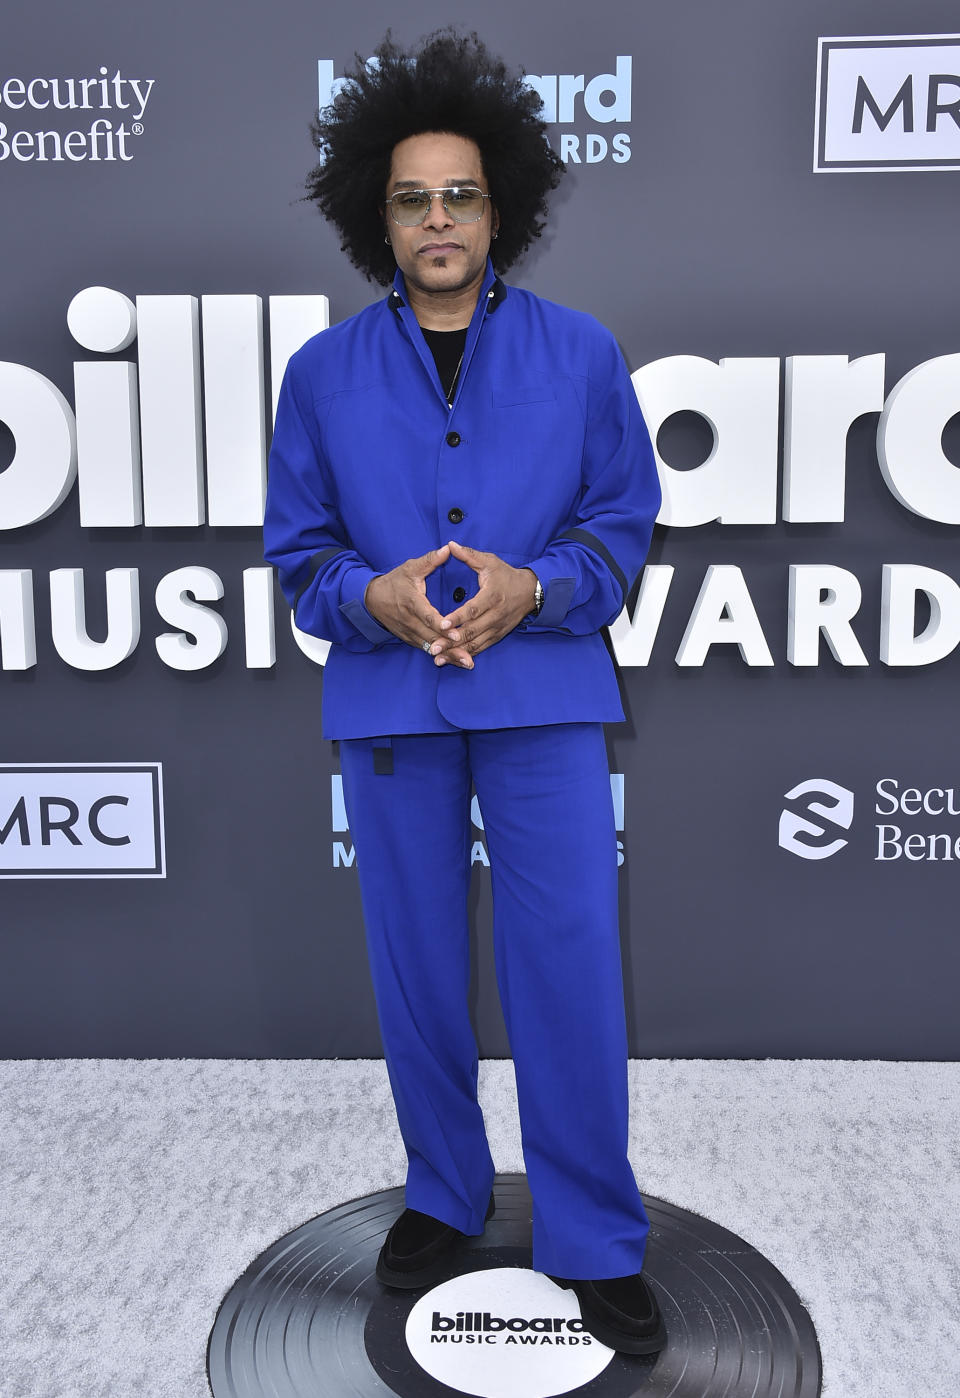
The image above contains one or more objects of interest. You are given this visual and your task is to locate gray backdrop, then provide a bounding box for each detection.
[2,0,959,1057]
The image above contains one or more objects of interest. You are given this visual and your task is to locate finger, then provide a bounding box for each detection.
[461,612,518,653]
[442,604,508,641]
[409,544,450,577]
[400,612,445,651]
[425,631,463,655]
[405,624,445,653]
[445,539,490,569]
[435,618,498,657]
[417,631,449,657]
[410,596,448,633]
[435,647,474,669]
[433,645,474,667]
[439,597,493,633]
[456,627,499,657]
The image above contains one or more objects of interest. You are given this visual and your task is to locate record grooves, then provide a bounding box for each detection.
[207,1173,821,1398]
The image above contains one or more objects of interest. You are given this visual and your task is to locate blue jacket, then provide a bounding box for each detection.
[263,260,661,739]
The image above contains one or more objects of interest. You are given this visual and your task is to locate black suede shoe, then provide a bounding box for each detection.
[376,1193,495,1290]
[548,1273,666,1354]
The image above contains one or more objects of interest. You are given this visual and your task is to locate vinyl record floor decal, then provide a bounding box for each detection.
[207,1173,821,1398]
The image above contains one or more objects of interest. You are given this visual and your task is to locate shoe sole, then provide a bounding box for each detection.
[547,1276,667,1356]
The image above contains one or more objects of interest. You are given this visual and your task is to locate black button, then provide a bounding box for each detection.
[453,586,466,603]
[447,507,464,524]
[446,431,461,447]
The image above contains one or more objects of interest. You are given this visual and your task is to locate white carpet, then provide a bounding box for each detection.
[1,1059,958,1397]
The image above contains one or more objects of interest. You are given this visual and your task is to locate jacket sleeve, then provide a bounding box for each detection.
[522,329,661,634]
[262,355,400,650]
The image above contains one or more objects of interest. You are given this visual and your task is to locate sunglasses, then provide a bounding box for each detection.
[386,186,492,226]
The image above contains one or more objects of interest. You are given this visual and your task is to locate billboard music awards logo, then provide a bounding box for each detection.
[317,56,633,164]
[4,286,960,677]
[815,34,960,171]
[330,774,626,869]
[403,1268,612,1398]
[779,776,960,863]
[0,68,154,163]
[0,763,165,878]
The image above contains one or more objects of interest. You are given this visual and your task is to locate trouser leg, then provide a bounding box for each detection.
[470,723,649,1279]
[339,733,494,1235]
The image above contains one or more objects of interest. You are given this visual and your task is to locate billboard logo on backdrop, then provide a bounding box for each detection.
[778,779,854,859]
[318,56,632,165]
[0,763,165,877]
[330,773,626,868]
[6,289,960,676]
[0,69,155,163]
[815,35,960,171]
[523,57,632,164]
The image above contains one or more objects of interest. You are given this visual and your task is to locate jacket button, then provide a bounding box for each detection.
[446,431,461,447]
[447,507,464,524]
[453,586,466,603]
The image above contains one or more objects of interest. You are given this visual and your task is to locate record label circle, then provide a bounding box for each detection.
[402,1266,614,1396]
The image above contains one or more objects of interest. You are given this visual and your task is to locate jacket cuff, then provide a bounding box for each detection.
[337,568,395,644]
[525,560,576,627]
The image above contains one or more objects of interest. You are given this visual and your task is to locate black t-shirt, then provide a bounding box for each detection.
[421,326,468,403]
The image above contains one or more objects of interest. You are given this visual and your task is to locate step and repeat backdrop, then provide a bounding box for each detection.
[2,0,959,1057]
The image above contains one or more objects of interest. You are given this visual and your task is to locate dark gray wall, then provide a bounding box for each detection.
[2,0,959,1057]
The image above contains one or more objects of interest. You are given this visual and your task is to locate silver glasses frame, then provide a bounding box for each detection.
[386,185,492,226]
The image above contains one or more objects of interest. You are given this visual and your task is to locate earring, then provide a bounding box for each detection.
[384,235,391,245]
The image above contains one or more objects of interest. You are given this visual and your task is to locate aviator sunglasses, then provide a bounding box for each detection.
[386,185,493,226]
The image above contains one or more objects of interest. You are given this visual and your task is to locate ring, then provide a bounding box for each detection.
[422,640,432,652]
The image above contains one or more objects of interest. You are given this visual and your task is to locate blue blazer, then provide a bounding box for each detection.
[263,261,662,739]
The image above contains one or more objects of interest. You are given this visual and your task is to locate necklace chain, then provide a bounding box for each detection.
[445,352,465,407]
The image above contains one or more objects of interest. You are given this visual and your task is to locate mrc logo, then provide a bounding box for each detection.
[815,34,960,171]
[0,763,165,877]
[317,56,633,165]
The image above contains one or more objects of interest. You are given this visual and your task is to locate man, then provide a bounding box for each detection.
[263,30,665,1355]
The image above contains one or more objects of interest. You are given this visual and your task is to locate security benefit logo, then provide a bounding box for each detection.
[815,35,960,171]
[0,68,155,164]
[404,1268,613,1398]
[0,764,165,878]
[779,776,960,863]
[779,779,854,860]
[330,774,626,869]
[318,56,633,165]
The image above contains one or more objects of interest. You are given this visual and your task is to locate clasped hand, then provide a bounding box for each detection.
[363,540,537,670]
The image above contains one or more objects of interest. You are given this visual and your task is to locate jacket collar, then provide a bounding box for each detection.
[388,257,507,317]
[387,258,506,412]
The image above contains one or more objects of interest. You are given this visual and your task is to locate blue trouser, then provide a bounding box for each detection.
[339,722,649,1279]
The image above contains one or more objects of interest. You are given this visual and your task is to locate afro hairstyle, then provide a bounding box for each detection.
[306,29,565,285]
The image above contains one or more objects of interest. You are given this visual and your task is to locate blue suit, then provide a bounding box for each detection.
[264,261,660,739]
[264,261,662,1277]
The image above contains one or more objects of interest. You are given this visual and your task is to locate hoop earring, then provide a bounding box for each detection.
[384,235,391,245]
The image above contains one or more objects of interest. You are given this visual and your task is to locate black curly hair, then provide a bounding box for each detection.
[306,30,564,285]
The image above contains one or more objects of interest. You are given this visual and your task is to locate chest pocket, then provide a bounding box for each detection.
[492,382,557,408]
